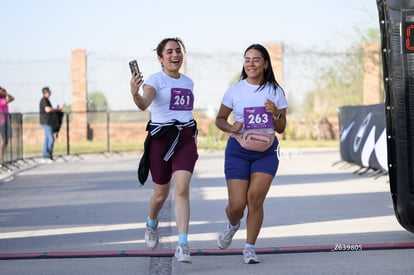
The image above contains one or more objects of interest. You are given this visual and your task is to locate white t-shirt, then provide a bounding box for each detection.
[144,71,195,123]
[221,79,288,133]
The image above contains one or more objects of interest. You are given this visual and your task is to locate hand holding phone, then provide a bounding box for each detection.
[129,60,140,76]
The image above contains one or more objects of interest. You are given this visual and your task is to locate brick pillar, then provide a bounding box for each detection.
[267,43,283,85]
[71,49,88,142]
[363,43,381,105]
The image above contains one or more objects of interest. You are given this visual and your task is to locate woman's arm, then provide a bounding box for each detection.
[215,104,243,134]
[265,99,287,134]
[6,93,14,104]
[272,108,287,134]
[130,73,155,110]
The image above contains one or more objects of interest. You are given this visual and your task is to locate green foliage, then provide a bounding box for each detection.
[23,141,143,156]
[302,27,380,118]
[88,91,109,111]
[229,72,241,86]
[61,104,71,113]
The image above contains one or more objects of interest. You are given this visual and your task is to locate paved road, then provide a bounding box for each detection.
[1,148,414,274]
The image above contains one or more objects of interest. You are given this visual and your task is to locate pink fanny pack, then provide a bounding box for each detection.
[234,130,275,152]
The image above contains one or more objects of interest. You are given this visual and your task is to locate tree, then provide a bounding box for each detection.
[88,91,108,111]
[302,27,380,118]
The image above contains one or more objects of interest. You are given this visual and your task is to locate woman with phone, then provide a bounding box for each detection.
[129,37,198,264]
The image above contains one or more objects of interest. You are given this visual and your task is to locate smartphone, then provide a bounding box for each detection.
[129,60,140,76]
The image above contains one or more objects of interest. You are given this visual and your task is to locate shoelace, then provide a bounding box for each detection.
[181,245,189,254]
[147,228,157,240]
[244,248,256,258]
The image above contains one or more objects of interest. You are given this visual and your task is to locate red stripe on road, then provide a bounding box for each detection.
[1,242,414,260]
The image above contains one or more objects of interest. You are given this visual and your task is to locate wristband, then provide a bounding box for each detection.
[273,112,282,120]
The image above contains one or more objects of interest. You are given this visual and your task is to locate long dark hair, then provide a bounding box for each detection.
[240,44,283,94]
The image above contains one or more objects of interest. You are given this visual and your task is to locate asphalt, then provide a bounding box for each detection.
[0,148,414,275]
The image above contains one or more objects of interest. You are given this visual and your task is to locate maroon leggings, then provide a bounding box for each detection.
[149,127,198,184]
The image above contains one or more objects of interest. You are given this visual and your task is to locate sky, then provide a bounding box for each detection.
[0,0,379,113]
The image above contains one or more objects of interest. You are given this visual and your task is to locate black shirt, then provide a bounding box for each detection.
[39,97,52,125]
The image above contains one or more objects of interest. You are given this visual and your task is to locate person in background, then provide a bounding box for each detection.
[130,37,198,264]
[39,87,63,161]
[0,86,15,165]
[215,44,288,264]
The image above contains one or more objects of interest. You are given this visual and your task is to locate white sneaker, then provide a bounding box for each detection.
[243,247,260,264]
[175,243,192,263]
[144,220,159,249]
[217,222,240,249]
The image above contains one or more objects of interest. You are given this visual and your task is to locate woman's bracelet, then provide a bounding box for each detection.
[273,112,282,120]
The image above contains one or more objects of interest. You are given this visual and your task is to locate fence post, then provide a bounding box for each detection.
[7,113,13,162]
[106,111,110,153]
[66,112,70,155]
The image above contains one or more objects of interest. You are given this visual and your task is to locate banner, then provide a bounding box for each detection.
[338,104,387,172]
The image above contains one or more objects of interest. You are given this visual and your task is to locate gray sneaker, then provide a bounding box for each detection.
[144,220,159,249]
[243,247,260,264]
[217,222,240,249]
[175,243,192,263]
